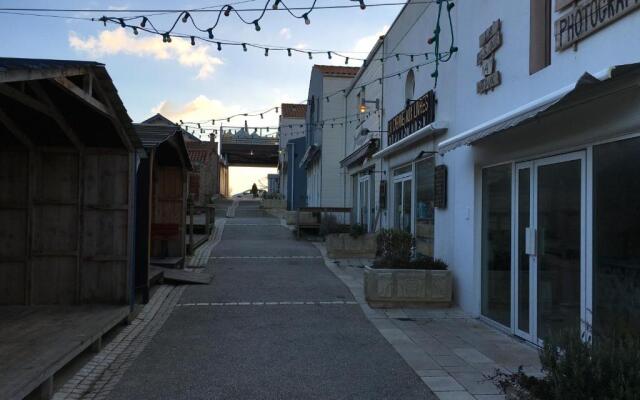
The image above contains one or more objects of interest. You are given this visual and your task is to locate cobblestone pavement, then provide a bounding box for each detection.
[52,223,222,400]
[315,245,542,400]
[106,201,437,399]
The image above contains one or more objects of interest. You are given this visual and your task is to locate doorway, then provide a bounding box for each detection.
[514,152,586,344]
[393,167,412,233]
[357,175,371,231]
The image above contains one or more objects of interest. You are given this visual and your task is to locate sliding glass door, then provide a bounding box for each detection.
[514,152,585,344]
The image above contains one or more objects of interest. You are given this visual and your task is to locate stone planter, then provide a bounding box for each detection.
[364,266,452,308]
[284,211,317,225]
[326,233,376,259]
[261,199,286,209]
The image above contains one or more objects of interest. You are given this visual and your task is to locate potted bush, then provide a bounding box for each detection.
[364,229,452,307]
[488,324,640,399]
[325,223,377,259]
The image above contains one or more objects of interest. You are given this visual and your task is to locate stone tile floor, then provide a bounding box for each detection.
[313,243,542,400]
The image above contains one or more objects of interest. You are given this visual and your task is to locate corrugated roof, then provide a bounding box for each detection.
[314,65,360,77]
[0,57,102,73]
[134,123,181,148]
[281,103,307,119]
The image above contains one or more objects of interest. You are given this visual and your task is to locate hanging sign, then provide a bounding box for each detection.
[555,0,640,51]
[477,19,502,94]
[434,165,447,209]
[387,90,436,146]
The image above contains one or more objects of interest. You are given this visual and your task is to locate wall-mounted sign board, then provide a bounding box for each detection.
[555,0,640,51]
[434,165,447,209]
[477,19,502,94]
[387,90,436,146]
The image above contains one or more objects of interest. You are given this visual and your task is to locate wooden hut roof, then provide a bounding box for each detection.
[134,123,193,171]
[0,57,141,149]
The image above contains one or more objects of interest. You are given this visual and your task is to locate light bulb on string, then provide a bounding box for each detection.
[287,48,292,56]
[190,36,195,46]
[253,20,261,31]
[181,12,190,23]
[224,6,233,17]
[132,27,138,35]
[217,42,222,51]
[308,52,312,60]
[303,13,310,25]
[242,43,247,51]
[140,17,147,27]
[327,52,332,59]
[207,28,214,39]
[265,48,269,56]
[345,57,349,65]
[358,0,366,9]
[272,0,281,9]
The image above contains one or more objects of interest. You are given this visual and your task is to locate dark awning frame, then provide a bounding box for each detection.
[340,138,380,168]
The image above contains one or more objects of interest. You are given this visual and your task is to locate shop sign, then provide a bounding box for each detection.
[477,19,502,94]
[434,165,447,209]
[555,0,640,51]
[387,90,436,146]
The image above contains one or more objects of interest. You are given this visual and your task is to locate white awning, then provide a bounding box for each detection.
[372,121,448,159]
[437,66,629,153]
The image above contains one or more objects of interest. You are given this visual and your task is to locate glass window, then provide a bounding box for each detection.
[393,165,412,176]
[415,158,435,258]
[593,137,640,335]
[481,165,512,327]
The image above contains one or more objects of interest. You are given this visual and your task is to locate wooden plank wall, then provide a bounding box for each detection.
[0,148,132,305]
[82,150,130,303]
[0,150,29,304]
[151,165,186,259]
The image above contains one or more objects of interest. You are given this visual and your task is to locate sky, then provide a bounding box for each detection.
[1,0,398,194]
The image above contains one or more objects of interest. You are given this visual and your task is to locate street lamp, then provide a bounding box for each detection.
[359,98,380,113]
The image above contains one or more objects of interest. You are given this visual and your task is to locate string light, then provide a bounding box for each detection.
[242,43,247,51]
[302,12,310,25]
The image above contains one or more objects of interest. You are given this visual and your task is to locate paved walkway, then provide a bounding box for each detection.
[313,250,541,400]
[107,201,436,399]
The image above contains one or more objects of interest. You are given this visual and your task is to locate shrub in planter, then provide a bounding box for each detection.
[318,215,349,237]
[365,229,451,307]
[373,229,447,270]
[349,223,366,238]
[489,324,640,399]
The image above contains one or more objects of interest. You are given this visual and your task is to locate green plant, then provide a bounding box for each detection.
[488,324,640,399]
[318,215,349,237]
[349,223,366,238]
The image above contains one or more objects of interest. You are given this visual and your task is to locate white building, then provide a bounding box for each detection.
[342,37,385,232]
[277,103,307,197]
[342,0,640,344]
[301,65,360,207]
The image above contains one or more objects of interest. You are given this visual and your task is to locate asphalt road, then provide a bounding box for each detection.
[109,201,435,399]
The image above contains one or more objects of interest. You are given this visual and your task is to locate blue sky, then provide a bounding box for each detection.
[1,0,399,192]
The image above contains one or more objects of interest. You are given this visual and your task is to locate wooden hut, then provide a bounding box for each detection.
[133,124,192,289]
[0,58,141,399]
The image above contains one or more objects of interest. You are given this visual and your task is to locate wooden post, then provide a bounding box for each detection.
[188,197,194,256]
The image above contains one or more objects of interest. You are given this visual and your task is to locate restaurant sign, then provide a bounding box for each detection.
[387,90,436,145]
[555,0,640,51]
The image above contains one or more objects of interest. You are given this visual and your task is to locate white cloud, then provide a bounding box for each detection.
[353,25,389,54]
[69,29,223,79]
[279,27,292,40]
[151,95,238,124]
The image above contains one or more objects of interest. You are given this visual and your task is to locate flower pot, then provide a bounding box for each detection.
[364,266,452,308]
